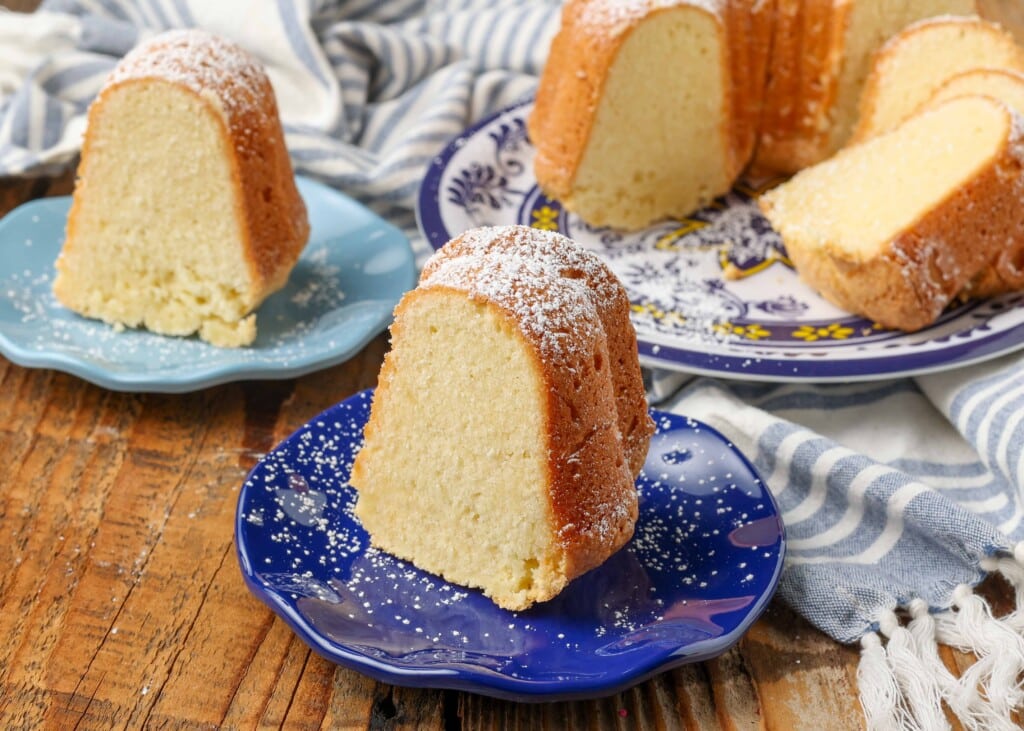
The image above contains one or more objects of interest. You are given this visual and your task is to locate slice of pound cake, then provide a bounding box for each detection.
[350,225,655,611]
[850,15,1024,143]
[924,67,1024,118]
[759,95,1024,332]
[53,29,309,347]
[919,68,1024,298]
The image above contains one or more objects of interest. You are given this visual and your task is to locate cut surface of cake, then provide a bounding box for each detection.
[754,0,976,174]
[53,29,309,347]
[349,225,654,611]
[529,1,985,221]
[759,95,1024,332]
[851,15,1024,142]
[924,67,1024,116]
[528,0,772,230]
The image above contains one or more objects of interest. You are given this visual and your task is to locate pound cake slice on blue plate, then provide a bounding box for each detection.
[350,225,654,611]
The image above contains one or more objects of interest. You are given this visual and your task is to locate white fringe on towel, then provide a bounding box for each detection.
[858,631,915,731]
[858,543,1024,731]
[904,599,1007,731]
[877,610,949,731]
[935,584,1024,717]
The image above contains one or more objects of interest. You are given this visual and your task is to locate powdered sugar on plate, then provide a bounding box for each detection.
[235,389,785,700]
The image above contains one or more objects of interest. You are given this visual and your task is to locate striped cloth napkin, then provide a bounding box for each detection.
[4,1,1024,728]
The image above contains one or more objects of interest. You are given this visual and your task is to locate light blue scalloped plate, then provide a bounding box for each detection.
[0,177,416,392]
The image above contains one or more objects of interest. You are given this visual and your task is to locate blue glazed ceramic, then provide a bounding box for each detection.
[416,100,1024,382]
[235,389,785,702]
[0,177,416,392]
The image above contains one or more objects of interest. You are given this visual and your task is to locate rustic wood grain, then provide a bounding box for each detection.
[0,161,879,731]
[3,1,1022,728]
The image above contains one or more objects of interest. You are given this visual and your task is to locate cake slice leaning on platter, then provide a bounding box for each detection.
[925,67,1024,117]
[850,14,1024,144]
[760,95,1024,332]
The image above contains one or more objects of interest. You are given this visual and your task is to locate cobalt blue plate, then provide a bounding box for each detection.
[0,177,416,392]
[235,389,785,702]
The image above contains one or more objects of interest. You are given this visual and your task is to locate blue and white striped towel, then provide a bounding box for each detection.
[661,354,1024,730]
[0,0,560,263]
[5,2,1024,727]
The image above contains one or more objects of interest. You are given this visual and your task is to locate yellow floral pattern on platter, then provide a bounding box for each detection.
[630,302,687,329]
[653,218,713,252]
[530,205,559,231]
[718,246,793,279]
[713,323,772,341]
[792,324,856,342]
[645,183,792,281]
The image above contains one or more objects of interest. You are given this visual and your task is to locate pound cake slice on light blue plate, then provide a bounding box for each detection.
[53,29,309,347]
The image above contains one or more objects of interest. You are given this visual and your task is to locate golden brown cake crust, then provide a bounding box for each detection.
[760,100,1024,332]
[358,226,648,600]
[919,70,1024,298]
[747,2,986,174]
[63,30,308,308]
[753,0,845,174]
[736,0,777,172]
[418,227,654,580]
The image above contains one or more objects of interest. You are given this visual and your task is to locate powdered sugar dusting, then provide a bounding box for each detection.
[420,225,623,362]
[105,29,269,118]
[578,0,724,35]
[237,393,784,683]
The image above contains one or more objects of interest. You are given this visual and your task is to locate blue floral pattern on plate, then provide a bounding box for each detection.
[235,389,785,702]
[0,177,416,392]
[416,100,1024,382]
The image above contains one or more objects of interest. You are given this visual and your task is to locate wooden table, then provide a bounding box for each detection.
[0,169,869,731]
[3,2,1018,728]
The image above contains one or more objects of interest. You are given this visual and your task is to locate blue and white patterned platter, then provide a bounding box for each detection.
[235,389,785,702]
[417,100,1024,382]
[0,177,416,392]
